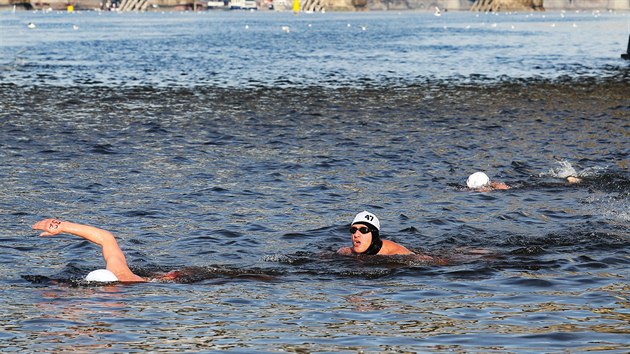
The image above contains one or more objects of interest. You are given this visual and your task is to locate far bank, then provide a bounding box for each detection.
[2,0,630,12]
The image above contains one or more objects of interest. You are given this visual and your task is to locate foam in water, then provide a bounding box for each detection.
[544,160,578,178]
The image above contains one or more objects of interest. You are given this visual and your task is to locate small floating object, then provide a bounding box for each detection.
[27,22,36,29]
[360,25,367,31]
[347,23,351,27]
[72,25,79,30]
[245,25,249,29]
[292,0,299,14]
[621,35,630,60]
[434,6,441,17]
[281,25,290,33]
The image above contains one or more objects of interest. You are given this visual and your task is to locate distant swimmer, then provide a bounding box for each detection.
[337,211,433,260]
[32,218,148,282]
[466,171,510,192]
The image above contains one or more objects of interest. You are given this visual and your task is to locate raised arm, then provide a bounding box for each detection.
[32,219,145,282]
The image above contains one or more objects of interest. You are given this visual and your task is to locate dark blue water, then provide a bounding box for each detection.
[2,10,629,86]
[1,9,629,352]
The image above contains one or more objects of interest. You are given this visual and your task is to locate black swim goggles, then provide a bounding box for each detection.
[349,226,372,234]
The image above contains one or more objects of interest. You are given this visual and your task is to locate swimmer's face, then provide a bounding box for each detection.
[350,223,372,254]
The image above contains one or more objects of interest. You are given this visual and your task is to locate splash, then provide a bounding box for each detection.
[545,160,578,178]
[577,166,607,177]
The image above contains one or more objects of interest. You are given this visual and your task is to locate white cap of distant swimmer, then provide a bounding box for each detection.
[467,172,490,189]
[352,211,380,231]
[85,269,118,282]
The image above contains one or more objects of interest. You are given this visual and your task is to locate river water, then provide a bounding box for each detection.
[1,9,629,353]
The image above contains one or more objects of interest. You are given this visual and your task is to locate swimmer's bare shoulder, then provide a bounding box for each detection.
[379,239,413,255]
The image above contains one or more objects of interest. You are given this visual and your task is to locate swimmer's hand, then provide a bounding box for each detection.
[413,253,434,261]
[32,219,65,236]
[411,252,449,265]
[566,176,582,184]
[336,247,352,256]
[159,270,182,281]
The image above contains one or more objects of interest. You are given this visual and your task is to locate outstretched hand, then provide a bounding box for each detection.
[32,218,64,236]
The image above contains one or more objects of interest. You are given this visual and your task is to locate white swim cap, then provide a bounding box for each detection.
[467,172,490,189]
[352,211,380,231]
[85,269,118,282]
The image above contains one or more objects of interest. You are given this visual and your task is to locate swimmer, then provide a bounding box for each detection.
[337,211,433,260]
[466,171,510,192]
[32,218,147,282]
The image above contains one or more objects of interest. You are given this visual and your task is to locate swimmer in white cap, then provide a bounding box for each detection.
[85,269,119,282]
[337,211,433,259]
[466,172,510,192]
[32,218,146,282]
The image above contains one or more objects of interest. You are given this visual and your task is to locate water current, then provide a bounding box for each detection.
[1,8,629,353]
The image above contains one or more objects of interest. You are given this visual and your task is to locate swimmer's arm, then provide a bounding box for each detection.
[32,219,144,282]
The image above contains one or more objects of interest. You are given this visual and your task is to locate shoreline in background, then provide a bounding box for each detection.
[2,0,630,12]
